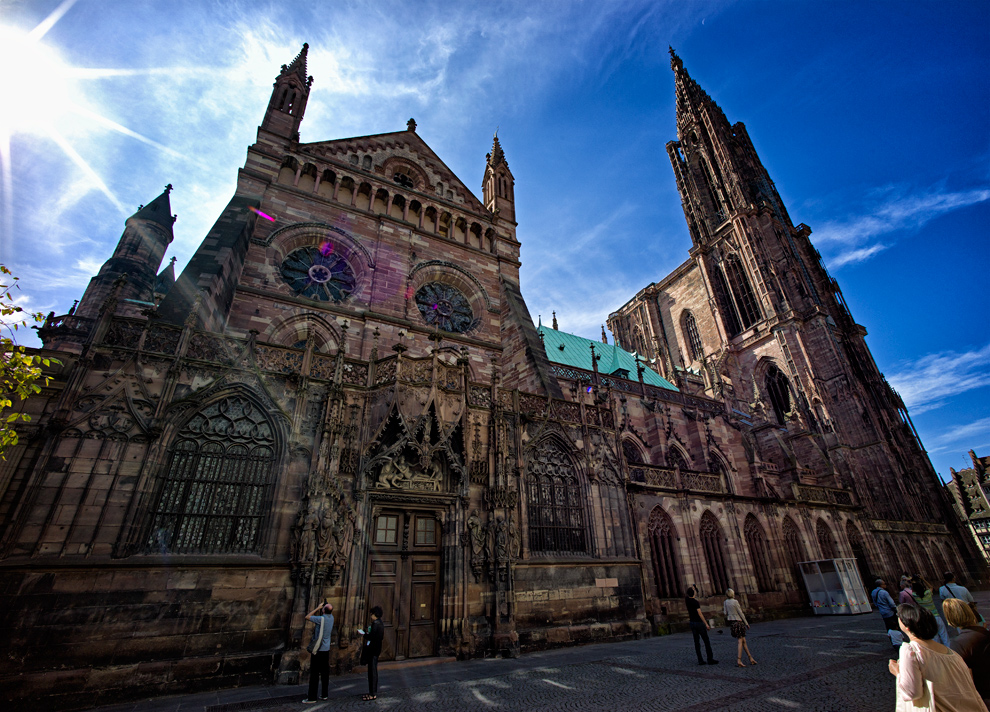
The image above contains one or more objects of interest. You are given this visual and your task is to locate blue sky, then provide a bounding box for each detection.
[1,0,987,481]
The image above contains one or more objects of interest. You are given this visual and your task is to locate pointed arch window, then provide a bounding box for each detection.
[649,507,682,598]
[765,365,791,425]
[745,515,775,592]
[883,540,900,582]
[145,396,278,555]
[700,512,730,594]
[724,254,761,329]
[782,516,807,582]
[710,265,741,337]
[846,521,872,586]
[682,311,703,362]
[526,440,587,554]
[816,519,837,560]
[667,447,689,472]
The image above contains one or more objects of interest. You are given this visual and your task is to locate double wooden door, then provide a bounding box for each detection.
[366,509,441,661]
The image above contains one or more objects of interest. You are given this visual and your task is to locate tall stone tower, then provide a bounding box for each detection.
[610,49,962,532]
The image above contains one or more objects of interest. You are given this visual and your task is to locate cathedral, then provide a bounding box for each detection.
[0,45,982,709]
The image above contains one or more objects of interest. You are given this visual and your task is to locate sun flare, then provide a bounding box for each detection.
[0,26,75,137]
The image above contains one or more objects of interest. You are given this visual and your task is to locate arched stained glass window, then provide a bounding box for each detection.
[846,520,872,586]
[745,515,774,593]
[667,447,689,472]
[782,516,807,584]
[724,254,761,329]
[526,440,587,554]
[765,365,791,426]
[816,519,837,560]
[700,511,730,594]
[146,396,278,554]
[649,507,682,598]
[682,311,703,362]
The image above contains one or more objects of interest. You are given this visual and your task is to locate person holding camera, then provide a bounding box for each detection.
[302,601,334,704]
[360,606,385,701]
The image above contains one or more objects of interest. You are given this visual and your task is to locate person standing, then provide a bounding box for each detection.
[941,572,982,628]
[888,603,986,711]
[723,589,756,667]
[361,606,385,701]
[899,576,914,605]
[685,587,718,665]
[911,574,950,646]
[302,601,334,704]
[871,579,899,633]
[943,598,990,705]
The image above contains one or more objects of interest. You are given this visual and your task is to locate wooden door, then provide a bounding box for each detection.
[367,510,441,660]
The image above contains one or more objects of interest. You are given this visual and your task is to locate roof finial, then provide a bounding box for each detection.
[601,325,608,344]
[669,46,683,71]
[165,183,173,194]
[407,118,417,132]
[552,311,558,330]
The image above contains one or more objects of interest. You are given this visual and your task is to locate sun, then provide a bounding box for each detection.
[0,25,75,137]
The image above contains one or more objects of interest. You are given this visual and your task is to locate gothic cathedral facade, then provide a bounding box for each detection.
[0,46,981,709]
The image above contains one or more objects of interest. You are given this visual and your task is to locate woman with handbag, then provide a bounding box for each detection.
[943,598,990,705]
[360,606,385,702]
[888,603,987,712]
[722,589,757,667]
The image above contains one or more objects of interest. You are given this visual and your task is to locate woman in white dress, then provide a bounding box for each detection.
[888,602,987,712]
[723,589,756,668]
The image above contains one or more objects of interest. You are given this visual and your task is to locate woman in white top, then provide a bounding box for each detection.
[723,589,757,668]
[888,602,987,712]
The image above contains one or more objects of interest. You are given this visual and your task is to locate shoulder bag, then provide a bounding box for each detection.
[308,615,325,655]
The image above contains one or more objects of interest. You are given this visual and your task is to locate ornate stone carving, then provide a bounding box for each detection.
[376,454,442,492]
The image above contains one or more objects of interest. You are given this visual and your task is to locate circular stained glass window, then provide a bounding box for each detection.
[280,246,356,302]
[415,282,477,334]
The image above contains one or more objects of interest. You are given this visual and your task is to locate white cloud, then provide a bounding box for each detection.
[887,343,990,415]
[813,185,990,268]
[928,417,990,454]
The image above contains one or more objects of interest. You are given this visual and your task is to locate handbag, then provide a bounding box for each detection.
[308,615,325,655]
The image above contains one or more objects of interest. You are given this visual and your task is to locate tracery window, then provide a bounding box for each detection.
[526,440,587,554]
[846,521,872,586]
[280,246,356,303]
[782,516,807,581]
[700,511,730,594]
[415,282,477,334]
[765,365,791,425]
[667,447,689,472]
[146,396,277,555]
[816,519,837,560]
[649,507,682,598]
[682,311,703,362]
[711,266,741,337]
[724,254,761,329]
[745,515,774,593]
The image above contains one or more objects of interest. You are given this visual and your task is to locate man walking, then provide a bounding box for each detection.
[871,579,898,632]
[685,587,718,665]
[303,601,334,704]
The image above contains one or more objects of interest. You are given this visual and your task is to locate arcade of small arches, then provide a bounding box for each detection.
[277,156,497,253]
[644,503,960,601]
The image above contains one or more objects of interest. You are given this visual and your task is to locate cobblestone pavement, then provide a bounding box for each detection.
[89,592,990,712]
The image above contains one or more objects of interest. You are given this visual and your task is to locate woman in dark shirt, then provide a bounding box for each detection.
[943,598,990,704]
[361,606,385,701]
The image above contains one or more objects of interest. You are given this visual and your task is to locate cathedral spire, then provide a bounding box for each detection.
[483,130,515,223]
[261,43,313,141]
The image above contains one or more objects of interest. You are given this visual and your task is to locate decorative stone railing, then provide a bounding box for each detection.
[629,465,727,494]
[793,484,854,506]
[871,519,949,535]
[548,363,724,415]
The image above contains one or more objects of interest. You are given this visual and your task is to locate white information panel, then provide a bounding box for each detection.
[799,558,871,615]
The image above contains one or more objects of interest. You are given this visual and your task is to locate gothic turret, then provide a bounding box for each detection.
[75,185,175,320]
[261,43,313,141]
[483,133,515,223]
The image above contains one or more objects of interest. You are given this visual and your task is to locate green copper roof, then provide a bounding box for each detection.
[537,325,678,391]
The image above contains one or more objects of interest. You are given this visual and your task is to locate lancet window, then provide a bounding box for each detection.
[526,440,587,554]
[782,516,807,582]
[648,507,682,598]
[145,396,278,555]
[765,365,791,426]
[816,519,837,560]
[745,515,775,593]
[724,254,761,329]
[846,521,872,587]
[682,311,703,362]
[700,511,730,594]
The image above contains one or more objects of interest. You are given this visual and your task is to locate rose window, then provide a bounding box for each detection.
[280,246,355,302]
[415,282,476,334]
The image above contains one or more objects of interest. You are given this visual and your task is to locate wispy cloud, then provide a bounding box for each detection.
[928,417,990,454]
[816,185,990,269]
[887,343,990,415]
